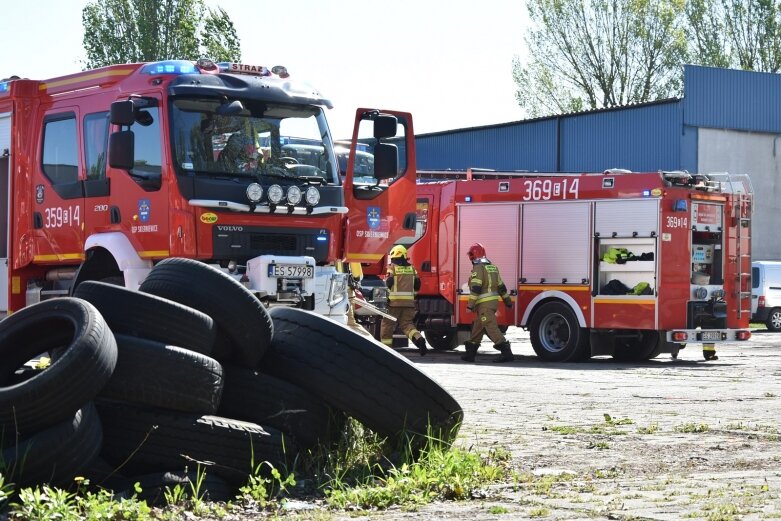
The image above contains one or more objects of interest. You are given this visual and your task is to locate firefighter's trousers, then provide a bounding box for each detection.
[469,299,507,345]
[380,306,422,346]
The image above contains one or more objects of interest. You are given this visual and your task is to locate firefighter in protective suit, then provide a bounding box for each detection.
[380,245,429,356]
[462,243,514,363]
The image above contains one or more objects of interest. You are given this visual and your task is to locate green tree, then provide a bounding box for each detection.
[687,0,781,72]
[513,0,687,117]
[82,0,241,69]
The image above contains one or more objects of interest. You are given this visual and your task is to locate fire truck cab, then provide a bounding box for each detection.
[406,169,753,362]
[0,59,417,316]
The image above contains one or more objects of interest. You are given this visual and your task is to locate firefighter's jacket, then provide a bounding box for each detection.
[468,259,509,308]
[386,259,420,308]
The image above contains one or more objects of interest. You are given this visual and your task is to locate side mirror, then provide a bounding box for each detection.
[109,131,135,170]
[373,143,398,180]
[374,115,398,139]
[110,100,136,126]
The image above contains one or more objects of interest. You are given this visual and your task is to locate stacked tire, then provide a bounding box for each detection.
[0,257,463,499]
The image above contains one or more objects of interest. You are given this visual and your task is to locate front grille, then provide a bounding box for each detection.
[250,234,297,253]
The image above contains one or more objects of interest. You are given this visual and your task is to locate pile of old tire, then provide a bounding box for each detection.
[0,257,463,500]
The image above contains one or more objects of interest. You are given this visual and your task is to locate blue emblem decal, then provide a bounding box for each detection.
[367,206,381,229]
[138,199,151,223]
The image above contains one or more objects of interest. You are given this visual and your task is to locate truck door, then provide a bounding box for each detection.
[106,96,170,263]
[34,109,85,271]
[456,203,521,326]
[343,109,417,263]
[0,111,9,311]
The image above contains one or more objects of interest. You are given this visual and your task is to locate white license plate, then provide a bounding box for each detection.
[700,331,721,341]
[269,264,314,278]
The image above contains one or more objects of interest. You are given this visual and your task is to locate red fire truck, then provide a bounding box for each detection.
[403,169,753,361]
[0,59,417,317]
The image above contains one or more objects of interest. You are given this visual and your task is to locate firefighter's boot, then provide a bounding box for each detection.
[461,341,479,362]
[702,343,718,361]
[413,335,429,356]
[493,341,514,363]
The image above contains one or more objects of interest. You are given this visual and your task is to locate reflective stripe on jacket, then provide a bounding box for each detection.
[468,263,503,305]
[387,264,417,306]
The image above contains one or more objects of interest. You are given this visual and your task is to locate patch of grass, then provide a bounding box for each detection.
[603,413,634,425]
[587,441,610,450]
[488,505,510,514]
[529,506,550,517]
[675,422,710,433]
[637,423,660,434]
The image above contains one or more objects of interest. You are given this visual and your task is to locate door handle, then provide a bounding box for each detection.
[110,206,121,224]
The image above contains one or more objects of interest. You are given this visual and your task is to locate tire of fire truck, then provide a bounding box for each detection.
[611,330,661,362]
[99,335,224,414]
[528,301,589,363]
[0,298,117,435]
[424,327,458,351]
[766,308,781,331]
[217,364,345,451]
[139,257,273,368]
[263,307,464,447]
[2,402,102,488]
[96,400,294,485]
[73,280,217,356]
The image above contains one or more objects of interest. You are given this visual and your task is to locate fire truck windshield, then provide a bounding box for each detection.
[170,98,339,184]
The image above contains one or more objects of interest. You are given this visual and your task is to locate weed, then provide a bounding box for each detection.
[637,423,660,434]
[489,504,510,514]
[0,472,12,510]
[603,413,634,425]
[324,433,510,510]
[12,486,80,521]
[765,392,776,398]
[239,462,296,507]
[529,506,550,517]
[675,422,710,433]
[587,441,610,450]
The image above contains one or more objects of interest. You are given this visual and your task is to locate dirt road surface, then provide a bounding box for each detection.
[326,328,781,521]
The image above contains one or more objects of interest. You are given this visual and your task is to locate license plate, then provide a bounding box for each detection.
[269,264,314,278]
[700,331,721,341]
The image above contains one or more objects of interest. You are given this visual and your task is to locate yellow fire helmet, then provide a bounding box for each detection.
[389,245,408,259]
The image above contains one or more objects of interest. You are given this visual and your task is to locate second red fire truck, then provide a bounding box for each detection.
[399,169,753,361]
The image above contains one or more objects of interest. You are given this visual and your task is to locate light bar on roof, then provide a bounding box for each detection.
[140,60,197,75]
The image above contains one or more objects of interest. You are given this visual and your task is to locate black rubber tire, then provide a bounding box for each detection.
[0,298,117,435]
[97,400,294,485]
[612,330,661,362]
[74,281,217,355]
[218,364,344,450]
[263,307,463,445]
[424,327,457,351]
[139,258,272,368]
[529,301,588,362]
[100,335,224,414]
[2,402,102,488]
[117,470,236,504]
[766,308,781,331]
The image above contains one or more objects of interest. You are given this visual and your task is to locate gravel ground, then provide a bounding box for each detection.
[287,327,781,520]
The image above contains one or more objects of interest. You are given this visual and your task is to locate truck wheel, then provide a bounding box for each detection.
[766,308,781,331]
[139,257,272,368]
[263,307,463,446]
[424,327,457,350]
[100,335,224,414]
[74,281,217,355]
[2,402,102,488]
[0,298,117,435]
[612,330,661,362]
[529,301,588,362]
[97,400,293,485]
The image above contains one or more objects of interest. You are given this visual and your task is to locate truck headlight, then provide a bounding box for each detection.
[246,182,263,203]
[694,286,708,300]
[268,184,284,204]
[287,185,302,205]
[305,186,320,206]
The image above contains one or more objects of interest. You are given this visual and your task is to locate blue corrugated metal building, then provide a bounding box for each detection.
[413,64,781,260]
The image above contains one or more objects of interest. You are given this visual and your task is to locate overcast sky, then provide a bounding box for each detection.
[0,0,530,138]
